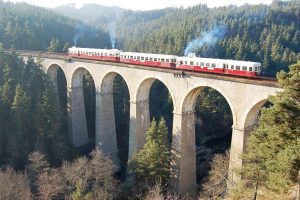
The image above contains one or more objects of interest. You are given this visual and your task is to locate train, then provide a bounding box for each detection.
[68,47,262,77]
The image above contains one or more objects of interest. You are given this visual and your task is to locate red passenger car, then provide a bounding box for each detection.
[120,52,177,68]
[68,47,122,62]
[176,53,261,77]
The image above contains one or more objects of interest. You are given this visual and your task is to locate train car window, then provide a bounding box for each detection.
[249,67,253,71]
[255,67,258,71]
[154,58,157,61]
[158,58,160,62]
[223,64,228,69]
[137,56,140,60]
[236,65,241,70]
[231,65,234,69]
[190,61,194,65]
[161,58,165,62]
[196,62,199,66]
[206,63,210,67]
[242,66,247,71]
[130,56,133,59]
[200,62,205,66]
[166,59,170,63]
[141,57,144,60]
[212,63,216,67]
[184,61,188,65]
[145,57,149,61]
[134,56,136,59]
[150,57,153,61]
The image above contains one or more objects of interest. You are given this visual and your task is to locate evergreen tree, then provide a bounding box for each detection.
[232,62,300,199]
[47,38,60,52]
[71,179,92,200]
[132,118,171,186]
[62,42,70,53]
[0,49,69,169]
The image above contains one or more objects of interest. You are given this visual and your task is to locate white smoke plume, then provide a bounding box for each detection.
[73,24,85,46]
[184,25,227,56]
[109,22,116,49]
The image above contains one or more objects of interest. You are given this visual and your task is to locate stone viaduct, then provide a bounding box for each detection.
[19,51,281,195]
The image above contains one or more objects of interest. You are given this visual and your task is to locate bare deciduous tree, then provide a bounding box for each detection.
[143,184,179,200]
[198,151,230,200]
[0,167,32,200]
[36,169,64,200]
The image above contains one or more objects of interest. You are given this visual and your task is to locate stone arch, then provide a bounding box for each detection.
[47,63,66,88]
[241,98,269,153]
[181,85,236,125]
[136,77,175,107]
[70,67,96,147]
[101,72,131,97]
[129,77,175,158]
[71,67,94,88]
[243,98,269,129]
[96,71,131,169]
[173,84,236,194]
[46,63,68,117]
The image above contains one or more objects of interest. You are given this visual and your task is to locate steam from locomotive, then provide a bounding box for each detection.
[184,25,227,56]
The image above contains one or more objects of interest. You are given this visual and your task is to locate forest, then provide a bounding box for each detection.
[0,0,299,199]
[55,0,300,77]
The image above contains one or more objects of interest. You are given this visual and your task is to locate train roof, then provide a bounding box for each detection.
[69,47,123,54]
[122,52,178,58]
[177,55,261,66]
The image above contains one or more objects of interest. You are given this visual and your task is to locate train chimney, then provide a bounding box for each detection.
[188,53,196,58]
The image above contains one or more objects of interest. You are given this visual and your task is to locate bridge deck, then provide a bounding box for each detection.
[14,50,278,88]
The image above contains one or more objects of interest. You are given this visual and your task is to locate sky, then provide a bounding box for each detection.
[6,0,273,10]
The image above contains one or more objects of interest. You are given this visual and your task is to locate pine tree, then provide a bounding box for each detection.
[47,38,60,52]
[132,118,171,186]
[232,62,300,199]
[62,42,70,53]
[71,179,92,200]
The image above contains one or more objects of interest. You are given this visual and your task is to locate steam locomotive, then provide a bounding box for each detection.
[68,47,261,77]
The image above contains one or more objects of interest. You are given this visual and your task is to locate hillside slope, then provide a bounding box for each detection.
[0,1,111,51]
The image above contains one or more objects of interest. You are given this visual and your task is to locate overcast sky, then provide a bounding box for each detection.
[5,0,273,10]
